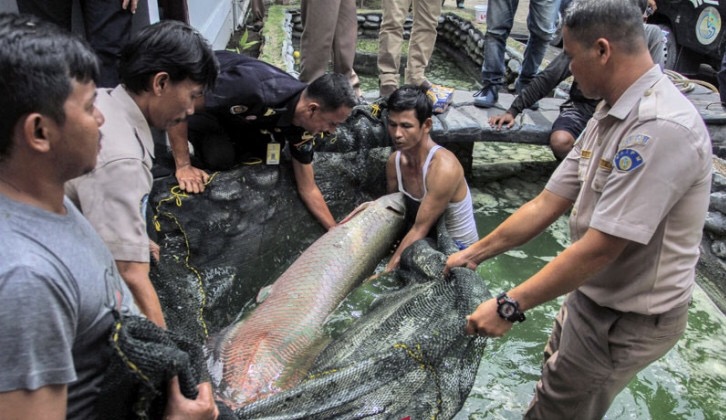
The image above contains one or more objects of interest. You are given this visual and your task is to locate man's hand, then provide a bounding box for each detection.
[176,165,210,194]
[464,298,513,338]
[163,377,218,420]
[444,250,479,276]
[488,112,516,130]
[149,240,161,263]
[121,0,139,13]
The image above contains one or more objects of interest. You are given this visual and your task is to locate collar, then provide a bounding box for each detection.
[109,85,155,159]
[598,64,663,121]
[277,91,302,128]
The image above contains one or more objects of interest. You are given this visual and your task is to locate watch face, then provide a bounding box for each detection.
[500,302,516,317]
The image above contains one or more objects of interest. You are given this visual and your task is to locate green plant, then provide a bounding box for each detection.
[235,29,259,53]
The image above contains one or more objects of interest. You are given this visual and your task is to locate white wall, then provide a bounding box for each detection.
[0,0,235,50]
[188,0,248,50]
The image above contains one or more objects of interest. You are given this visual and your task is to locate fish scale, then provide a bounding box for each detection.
[209,193,407,409]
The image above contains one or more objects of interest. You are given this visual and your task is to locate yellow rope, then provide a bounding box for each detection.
[111,319,153,387]
[371,103,382,118]
[393,342,443,419]
[152,172,219,338]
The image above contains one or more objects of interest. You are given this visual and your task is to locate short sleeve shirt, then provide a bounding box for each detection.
[0,195,137,418]
[65,86,154,263]
[546,65,712,314]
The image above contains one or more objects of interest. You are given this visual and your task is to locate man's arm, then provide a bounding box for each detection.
[167,121,210,194]
[0,385,67,420]
[291,159,337,230]
[446,189,573,271]
[464,227,629,337]
[116,261,166,328]
[385,153,398,194]
[507,53,573,117]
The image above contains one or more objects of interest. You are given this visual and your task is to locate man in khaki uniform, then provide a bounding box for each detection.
[445,0,712,418]
[65,20,218,328]
[377,0,442,97]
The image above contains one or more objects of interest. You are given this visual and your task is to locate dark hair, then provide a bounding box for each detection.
[386,85,433,125]
[0,13,99,160]
[119,20,218,94]
[564,0,645,54]
[305,73,357,112]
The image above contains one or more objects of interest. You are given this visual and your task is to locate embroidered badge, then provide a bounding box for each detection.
[614,148,644,172]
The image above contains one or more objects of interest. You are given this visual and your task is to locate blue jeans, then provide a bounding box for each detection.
[481,0,560,88]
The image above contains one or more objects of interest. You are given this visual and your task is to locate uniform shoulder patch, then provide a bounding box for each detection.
[614,148,644,172]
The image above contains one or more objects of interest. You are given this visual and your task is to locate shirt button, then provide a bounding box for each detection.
[644,88,653,96]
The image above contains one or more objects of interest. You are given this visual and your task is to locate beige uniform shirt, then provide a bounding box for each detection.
[65,86,154,263]
[546,65,712,314]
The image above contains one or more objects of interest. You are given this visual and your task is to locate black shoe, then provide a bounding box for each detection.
[457,0,465,8]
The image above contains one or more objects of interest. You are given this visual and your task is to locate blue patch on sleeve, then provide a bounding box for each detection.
[614,148,644,172]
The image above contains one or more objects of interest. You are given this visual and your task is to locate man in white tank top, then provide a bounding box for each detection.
[382,85,479,272]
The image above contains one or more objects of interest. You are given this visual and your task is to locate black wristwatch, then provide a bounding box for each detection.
[496,293,526,323]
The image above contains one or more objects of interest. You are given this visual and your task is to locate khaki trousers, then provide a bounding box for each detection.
[525,290,689,419]
[377,0,442,88]
[299,0,359,90]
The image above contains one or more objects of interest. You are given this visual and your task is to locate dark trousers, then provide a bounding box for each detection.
[17,0,134,87]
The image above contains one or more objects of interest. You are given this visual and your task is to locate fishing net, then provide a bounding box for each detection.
[235,220,490,419]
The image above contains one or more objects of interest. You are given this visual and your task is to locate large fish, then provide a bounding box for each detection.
[209,192,407,409]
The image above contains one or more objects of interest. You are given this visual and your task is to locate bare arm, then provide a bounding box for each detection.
[385,153,398,194]
[116,260,166,328]
[446,189,573,271]
[465,227,629,337]
[0,385,67,420]
[292,159,337,230]
[168,121,210,194]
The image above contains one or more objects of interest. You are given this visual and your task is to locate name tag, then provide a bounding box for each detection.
[266,143,280,165]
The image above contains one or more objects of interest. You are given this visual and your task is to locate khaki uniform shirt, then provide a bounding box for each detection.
[546,65,712,314]
[65,86,154,263]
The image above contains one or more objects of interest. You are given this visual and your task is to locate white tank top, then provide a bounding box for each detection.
[395,145,479,247]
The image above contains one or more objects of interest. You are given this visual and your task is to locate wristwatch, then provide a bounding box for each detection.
[496,293,526,323]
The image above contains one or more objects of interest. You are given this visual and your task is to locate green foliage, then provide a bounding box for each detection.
[234,29,259,53]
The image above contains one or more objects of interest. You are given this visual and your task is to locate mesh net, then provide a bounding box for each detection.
[235,222,490,419]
